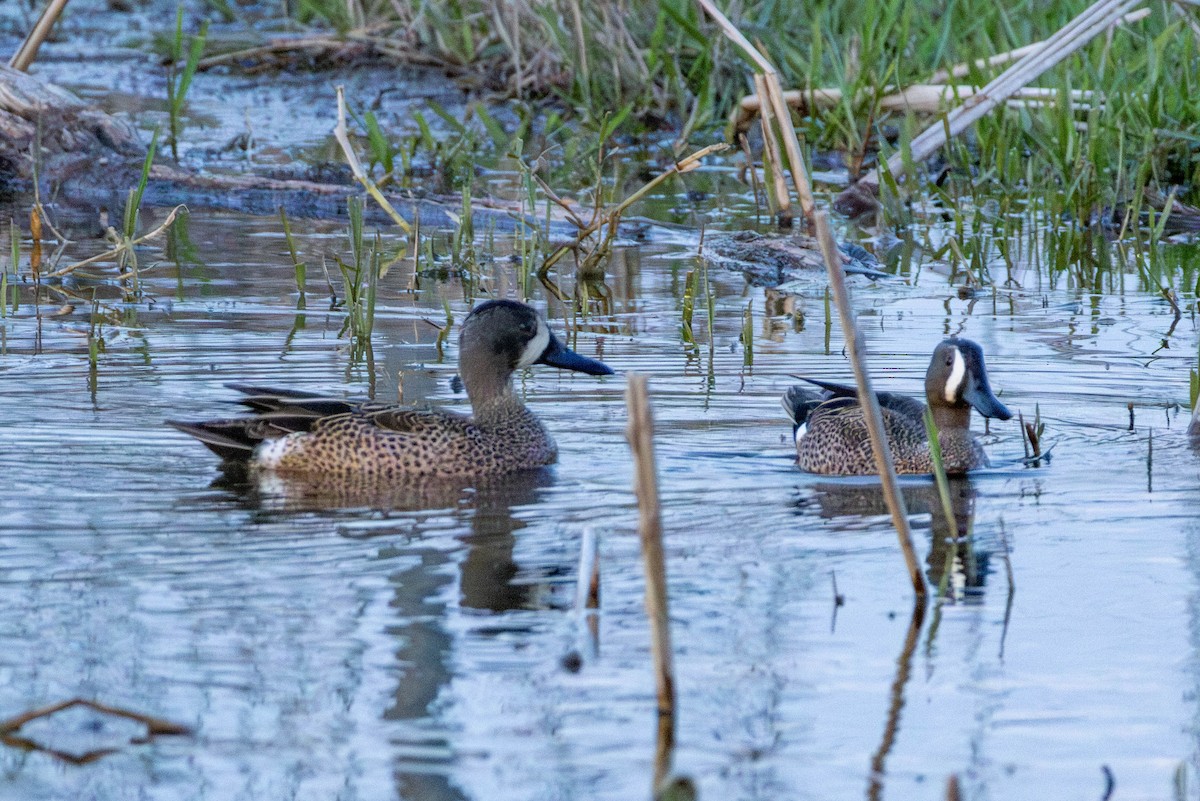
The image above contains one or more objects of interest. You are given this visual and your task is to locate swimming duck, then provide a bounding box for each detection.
[782,338,1011,475]
[168,300,614,479]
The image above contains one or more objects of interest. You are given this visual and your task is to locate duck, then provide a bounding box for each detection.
[781,337,1011,475]
[168,299,614,480]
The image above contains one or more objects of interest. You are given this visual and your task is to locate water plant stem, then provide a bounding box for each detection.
[624,374,676,788]
[922,409,959,533]
[814,211,924,599]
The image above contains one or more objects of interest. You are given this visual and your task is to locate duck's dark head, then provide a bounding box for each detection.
[459,300,613,403]
[926,337,1011,421]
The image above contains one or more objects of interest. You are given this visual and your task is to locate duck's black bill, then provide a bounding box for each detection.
[964,379,1012,420]
[538,336,614,376]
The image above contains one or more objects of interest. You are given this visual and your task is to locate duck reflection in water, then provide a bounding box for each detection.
[795,476,989,599]
[212,464,568,800]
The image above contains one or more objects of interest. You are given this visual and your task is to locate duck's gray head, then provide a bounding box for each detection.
[459,300,613,402]
[926,338,1012,420]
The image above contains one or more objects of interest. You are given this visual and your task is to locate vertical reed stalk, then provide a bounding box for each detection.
[624,374,676,790]
[814,211,924,599]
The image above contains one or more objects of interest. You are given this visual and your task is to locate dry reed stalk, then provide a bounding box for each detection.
[624,374,676,787]
[333,86,413,234]
[926,8,1149,83]
[838,0,1143,213]
[813,211,924,599]
[694,0,815,222]
[753,73,790,219]
[734,85,1103,129]
[8,0,70,71]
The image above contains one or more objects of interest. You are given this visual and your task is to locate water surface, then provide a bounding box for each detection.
[0,189,1198,801]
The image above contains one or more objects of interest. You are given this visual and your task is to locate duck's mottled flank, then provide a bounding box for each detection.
[168,300,613,479]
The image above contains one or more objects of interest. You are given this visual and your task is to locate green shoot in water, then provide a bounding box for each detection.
[923,408,959,538]
[279,207,307,309]
[165,7,208,163]
[680,268,698,346]
[741,300,753,368]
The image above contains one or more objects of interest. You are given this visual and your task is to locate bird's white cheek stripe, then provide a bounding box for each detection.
[517,322,551,368]
[944,347,966,403]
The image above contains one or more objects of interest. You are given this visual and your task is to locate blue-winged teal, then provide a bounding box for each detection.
[168,300,613,479]
[782,338,1011,475]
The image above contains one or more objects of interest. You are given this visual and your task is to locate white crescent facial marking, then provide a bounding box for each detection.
[516,320,551,368]
[944,346,966,404]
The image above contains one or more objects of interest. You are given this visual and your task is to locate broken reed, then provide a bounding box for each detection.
[814,210,925,600]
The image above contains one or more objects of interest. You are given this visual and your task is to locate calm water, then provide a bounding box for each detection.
[0,186,1198,801]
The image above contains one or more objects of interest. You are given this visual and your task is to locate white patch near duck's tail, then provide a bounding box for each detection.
[943,345,966,403]
[255,433,296,470]
[516,320,551,368]
[794,422,808,445]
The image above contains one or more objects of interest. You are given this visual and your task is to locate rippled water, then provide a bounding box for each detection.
[0,195,1198,801]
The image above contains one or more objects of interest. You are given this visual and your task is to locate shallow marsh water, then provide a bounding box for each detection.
[0,183,1197,801]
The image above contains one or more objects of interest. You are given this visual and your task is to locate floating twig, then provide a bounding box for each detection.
[537,142,729,298]
[0,697,190,765]
[43,205,185,279]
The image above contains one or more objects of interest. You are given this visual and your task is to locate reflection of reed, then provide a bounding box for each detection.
[866,598,927,801]
[802,478,987,597]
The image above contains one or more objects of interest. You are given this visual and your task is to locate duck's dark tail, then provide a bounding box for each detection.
[781,385,825,429]
[167,385,358,462]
